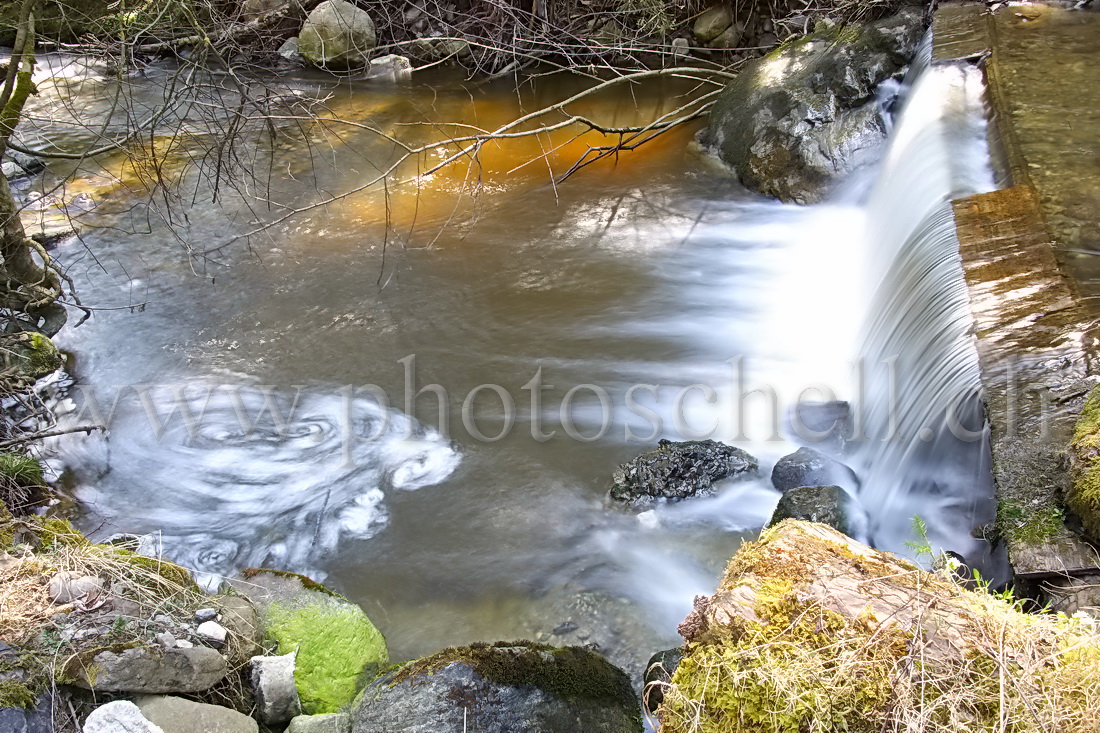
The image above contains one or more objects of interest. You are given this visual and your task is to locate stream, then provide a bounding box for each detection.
[19,49,1000,681]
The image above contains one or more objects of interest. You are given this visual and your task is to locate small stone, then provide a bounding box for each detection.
[277,36,301,62]
[48,571,103,604]
[195,608,219,623]
[251,652,302,725]
[365,54,412,82]
[82,700,163,733]
[196,621,228,647]
[156,632,177,649]
[671,37,690,58]
[174,639,194,649]
[287,712,351,733]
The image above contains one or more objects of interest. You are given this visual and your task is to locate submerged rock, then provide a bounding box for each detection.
[660,520,1100,730]
[608,439,759,511]
[352,641,642,733]
[230,569,387,714]
[642,648,681,714]
[299,0,377,70]
[770,446,858,493]
[768,484,852,535]
[698,7,927,202]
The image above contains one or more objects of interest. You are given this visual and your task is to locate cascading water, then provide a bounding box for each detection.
[848,61,999,568]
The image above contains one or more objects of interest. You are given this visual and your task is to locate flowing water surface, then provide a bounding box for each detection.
[20,54,999,679]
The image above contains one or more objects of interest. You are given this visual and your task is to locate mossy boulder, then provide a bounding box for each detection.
[231,569,387,714]
[659,520,1100,732]
[1068,384,1100,542]
[697,8,927,203]
[609,439,759,511]
[353,641,642,732]
[3,332,63,383]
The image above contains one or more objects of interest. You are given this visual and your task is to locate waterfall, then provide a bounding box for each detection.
[848,62,998,565]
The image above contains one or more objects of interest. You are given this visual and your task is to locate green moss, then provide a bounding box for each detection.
[1068,385,1100,540]
[6,333,63,382]
[0,680,36,709]
[0,501,15,548]
[997,499,1064,544]
[391,640,639,716]
[266,600,388,714]
[109,548,198,590]
[31,517,89,549]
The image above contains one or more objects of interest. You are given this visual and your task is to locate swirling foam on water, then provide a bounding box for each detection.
[48,383,460,589]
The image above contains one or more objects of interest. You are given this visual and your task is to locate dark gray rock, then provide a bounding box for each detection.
[771,447,858,493]
[352,642,642,733]
[0,692,54,733]
[65,645,228,693]
[609,439,759,511]
[642,648,681,714]
[698,7,927,202]
[769,485,852,535]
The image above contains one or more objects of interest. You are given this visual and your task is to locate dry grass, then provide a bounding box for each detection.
[0,552,53,644]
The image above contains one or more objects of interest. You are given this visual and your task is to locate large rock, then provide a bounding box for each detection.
[768,484,852,535]
[134,696,257,733]
[299,0,377,70]
[352,642,642,733]
[82,700,162,733]
[608,439,759,511]
[230,570,387,714]
[660,520,1100,730]
[65,645,228,693]
[770,447,858,493]
[698,8,927,203]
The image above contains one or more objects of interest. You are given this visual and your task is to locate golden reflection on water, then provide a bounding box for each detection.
[314,77,707,236]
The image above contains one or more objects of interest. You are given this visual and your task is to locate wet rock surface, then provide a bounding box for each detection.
[609,439,759,511]
[769,484,852,535]
[352,642,642,733]
[771,447,858,493]
[699,7,927,202]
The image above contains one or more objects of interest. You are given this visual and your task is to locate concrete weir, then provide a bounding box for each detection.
[935,2,1100,609]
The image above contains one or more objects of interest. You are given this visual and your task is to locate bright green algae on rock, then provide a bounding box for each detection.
[263,589,388,714]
